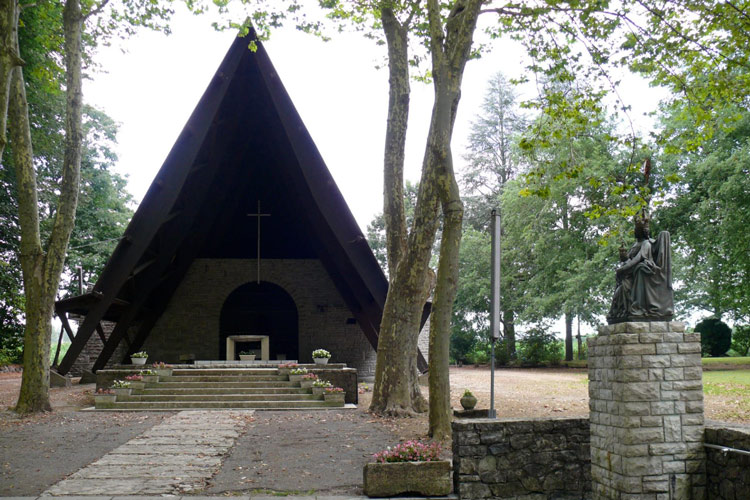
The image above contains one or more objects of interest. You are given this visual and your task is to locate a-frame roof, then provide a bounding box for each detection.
[56,31,428,374]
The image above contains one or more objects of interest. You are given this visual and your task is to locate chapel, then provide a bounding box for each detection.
[54,31,428,380]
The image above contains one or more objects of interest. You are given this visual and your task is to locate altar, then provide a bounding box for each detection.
[225,334,270,361]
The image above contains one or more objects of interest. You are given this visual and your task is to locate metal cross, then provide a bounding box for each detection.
[247,200,271,283]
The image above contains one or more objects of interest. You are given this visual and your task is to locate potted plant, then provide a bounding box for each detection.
[130,351,148,365]
[311,379,332,396]
[94,388,116,408]
[111,379,132,397]
[363,441,451,497]
[300,372,318,388]
[239,350,256,361]
[460,389,477,410]
[278,362,298,376]
[151,361,173,377]
[288,367,308,383]
[139,369,159,384]
[323,386,345,404]
[125,374,145,390]
[312,348,331,365]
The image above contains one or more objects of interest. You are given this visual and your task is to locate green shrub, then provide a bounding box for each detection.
[0,346,22,366]
[731,325,750,356]
[517,328,563,366]
[696,317,732,357]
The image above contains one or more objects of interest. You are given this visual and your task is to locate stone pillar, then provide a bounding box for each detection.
[588,321,706,499]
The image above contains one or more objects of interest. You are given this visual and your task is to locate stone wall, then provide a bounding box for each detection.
[588,321,706,499]
[140,259,377,378]
[452,417,591,499]
[705,422,750,499]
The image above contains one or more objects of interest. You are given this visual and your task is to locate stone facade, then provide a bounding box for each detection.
[139,259,377,378]
[588,321,706,499]
[452,417,591,499]
[704,422,750,499]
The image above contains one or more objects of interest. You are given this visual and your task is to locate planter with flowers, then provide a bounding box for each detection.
[278,362,298,376]
[152,362,173,377]
[288,367,308,383]
[239,350,256,361]
[111,379,132,398]
[130,351,148,365]
[124,374,145,391]
[311,379,332,396]
[139,369,159,384]
[94,388,116,408]
[300,373,318,389]
[460,389,477,410]
[363,441,450,497]
[323,386,345,404]
[312,349,331,365]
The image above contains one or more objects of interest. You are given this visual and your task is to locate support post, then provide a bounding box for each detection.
[489,209,501,419]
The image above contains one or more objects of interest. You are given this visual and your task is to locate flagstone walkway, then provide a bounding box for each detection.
[41,410,253,496]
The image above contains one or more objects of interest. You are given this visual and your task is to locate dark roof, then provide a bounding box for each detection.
[56,31,428,374]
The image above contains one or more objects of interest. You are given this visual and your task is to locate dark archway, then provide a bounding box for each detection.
[219,281,298,361]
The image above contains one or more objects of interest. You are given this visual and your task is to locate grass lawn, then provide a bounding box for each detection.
[702,356,750,366]
[703,370,750,395]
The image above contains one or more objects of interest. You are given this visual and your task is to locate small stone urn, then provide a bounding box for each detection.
[460,390,477,410]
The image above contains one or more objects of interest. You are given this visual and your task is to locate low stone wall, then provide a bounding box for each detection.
[452,417,591,499]
[705,422,750,499]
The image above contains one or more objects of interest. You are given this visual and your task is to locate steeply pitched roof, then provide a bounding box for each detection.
[56,31,427,374]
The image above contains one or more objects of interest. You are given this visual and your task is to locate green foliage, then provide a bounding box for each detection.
[696,317,733,357]
[731,326,750,357]
[516,327,563,366]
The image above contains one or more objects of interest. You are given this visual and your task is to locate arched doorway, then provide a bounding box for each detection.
[219,281,298,361]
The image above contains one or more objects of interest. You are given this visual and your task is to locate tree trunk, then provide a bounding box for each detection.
[564,313,573,362]
[14,0,83,413]
[503,309,516,358]
[0,0,21,164]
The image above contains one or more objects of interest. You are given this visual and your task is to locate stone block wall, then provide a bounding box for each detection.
[140,259,377,378]
[705,422,750,499]
[588,321,706,499]
[67,320,127,376]
[452,417,591,499]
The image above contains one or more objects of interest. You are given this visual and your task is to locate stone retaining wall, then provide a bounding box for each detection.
[705,422,750,499]
[452,417,591,499]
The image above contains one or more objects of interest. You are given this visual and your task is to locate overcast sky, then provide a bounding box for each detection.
[85,5,662,234]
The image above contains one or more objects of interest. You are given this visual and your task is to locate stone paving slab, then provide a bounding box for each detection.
[41,411,252,496]
[4,496,458,500]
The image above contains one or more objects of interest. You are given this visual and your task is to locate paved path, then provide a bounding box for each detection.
[41,411,253,496]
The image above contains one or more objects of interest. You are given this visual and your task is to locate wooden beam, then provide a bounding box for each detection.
[58,311,76,342]
[56,40,249,376]
[95,323,107,343]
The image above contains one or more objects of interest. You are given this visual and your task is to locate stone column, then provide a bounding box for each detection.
[588,321,706,499]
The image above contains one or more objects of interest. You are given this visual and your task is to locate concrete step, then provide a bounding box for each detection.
[151,381,298,388]
[159,375,289,382]
[100,400,345,410]
[142,387,310,395]
[171,369,281,376]
[123,393,321,402]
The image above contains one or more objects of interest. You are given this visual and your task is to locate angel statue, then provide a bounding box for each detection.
[607,212,674,324]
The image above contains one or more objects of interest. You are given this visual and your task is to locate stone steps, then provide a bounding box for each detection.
[98,400,343,409]
[121,393,322,402]
[95,367,346,410]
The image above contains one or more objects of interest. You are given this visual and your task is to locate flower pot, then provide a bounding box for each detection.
[313,357,329,365]
[142,375,159,384]
[113,387,132,398]
[312,386,327,396]
[300,379,315,389]
[239,354,256,361]
[154,369,172,377]
[289,374,305,383]
[128,381,145,391]
[460,395,477,410]
[363,460,452,497]
[131,357,147,365]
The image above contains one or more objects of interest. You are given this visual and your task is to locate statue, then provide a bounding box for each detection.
[607,212,674,324]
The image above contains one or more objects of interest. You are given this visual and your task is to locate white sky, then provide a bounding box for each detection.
[81,6,665,338]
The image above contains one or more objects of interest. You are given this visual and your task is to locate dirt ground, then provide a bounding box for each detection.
[0,366,747,495]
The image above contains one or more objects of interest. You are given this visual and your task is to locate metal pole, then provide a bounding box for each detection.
[489,208,501,419]
[77,266,83,295]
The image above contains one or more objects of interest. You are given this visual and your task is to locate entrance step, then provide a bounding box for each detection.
[96,367,347,411]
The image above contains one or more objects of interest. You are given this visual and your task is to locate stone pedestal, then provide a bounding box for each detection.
[588,321,706,499]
